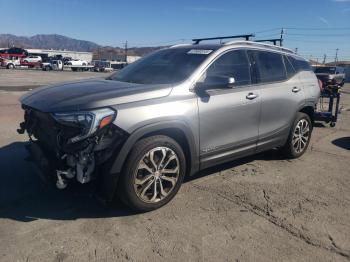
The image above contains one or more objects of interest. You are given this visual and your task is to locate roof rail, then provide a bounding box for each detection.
[255,39,283,46]
[169,43,191,48]
[192,34,255,45]
[224,40,294,54]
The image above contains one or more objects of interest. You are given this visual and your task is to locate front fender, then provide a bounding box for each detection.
[109,120,199,176]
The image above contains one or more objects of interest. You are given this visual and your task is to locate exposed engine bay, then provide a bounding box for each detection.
[18,105,127,190]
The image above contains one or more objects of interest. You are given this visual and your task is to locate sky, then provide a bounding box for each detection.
[0,0,350,61]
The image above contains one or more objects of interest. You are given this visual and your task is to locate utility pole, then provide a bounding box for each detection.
[124,41,128,64]
[323,54,327,64]
[335,48,339,65]
[280,28,284,47]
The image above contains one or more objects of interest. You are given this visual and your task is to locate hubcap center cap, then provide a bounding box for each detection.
[154,171,161,178]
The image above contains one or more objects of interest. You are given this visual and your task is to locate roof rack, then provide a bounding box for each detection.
[255,39,283,46]
[223,41,294,54]
[192,34,255,44]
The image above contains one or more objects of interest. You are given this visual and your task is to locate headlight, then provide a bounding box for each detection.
[52,108,116,144]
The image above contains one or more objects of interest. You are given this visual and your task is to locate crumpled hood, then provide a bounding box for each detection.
[20,79,172,112]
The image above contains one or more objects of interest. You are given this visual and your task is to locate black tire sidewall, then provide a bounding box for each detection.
[118,135,186,212]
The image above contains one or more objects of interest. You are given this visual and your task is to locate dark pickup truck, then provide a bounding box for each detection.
[314,66,346,87]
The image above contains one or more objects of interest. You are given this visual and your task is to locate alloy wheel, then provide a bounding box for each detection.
[292,119,310,154]
[133,147,180,203]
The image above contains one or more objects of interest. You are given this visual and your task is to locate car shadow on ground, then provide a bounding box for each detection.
[0,141,285,222]
[332,137,350,150]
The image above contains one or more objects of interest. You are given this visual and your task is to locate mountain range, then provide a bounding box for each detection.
[0,34,164,58]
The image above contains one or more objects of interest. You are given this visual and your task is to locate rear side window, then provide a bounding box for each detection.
[283,55,296,78]
[288,56,312,72]
[254,51,286,83]
[205,50,251,86]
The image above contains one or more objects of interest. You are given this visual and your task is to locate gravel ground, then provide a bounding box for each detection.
[0,75,349,261]
[0,68,111,91]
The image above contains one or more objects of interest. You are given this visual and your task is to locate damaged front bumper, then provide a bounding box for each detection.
[18,105,128,190]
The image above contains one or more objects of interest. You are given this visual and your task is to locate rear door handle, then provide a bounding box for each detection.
[246,92,258,100]
[292,87,301,93]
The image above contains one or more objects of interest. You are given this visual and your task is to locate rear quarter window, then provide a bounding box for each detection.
[283,55,296,79]
[288,56,312,72]
[254,51,286,83]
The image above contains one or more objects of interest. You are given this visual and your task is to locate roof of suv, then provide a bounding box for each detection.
[170,40,296,56]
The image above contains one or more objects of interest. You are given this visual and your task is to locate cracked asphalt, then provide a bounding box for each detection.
[0,70,349,262]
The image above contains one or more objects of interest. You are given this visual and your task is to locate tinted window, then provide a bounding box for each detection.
[289,56,312,72]
[283,55,296,78]
[204,50,251,86]
[254,51,286,83]
[110,48,212,84]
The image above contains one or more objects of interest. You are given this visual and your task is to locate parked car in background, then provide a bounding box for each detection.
[93,60,114,72]
[314,66,345,86]
[0,47,28,56]
[41,60,63,71]
[22,55,42,63]
[0,55,22,68]
[66,59,88,66]
[18,40,320,212]
[63,57,72,65]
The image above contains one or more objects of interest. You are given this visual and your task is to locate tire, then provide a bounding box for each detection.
[281,112,312,159]
[7,64,14,69]
[117,135,186,212]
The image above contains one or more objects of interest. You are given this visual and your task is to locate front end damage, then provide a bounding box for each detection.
[18,105,128,191]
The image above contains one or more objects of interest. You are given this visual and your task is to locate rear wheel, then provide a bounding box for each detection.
[7,64,14,69]
[118,135,186,212]
[281,112,312,158]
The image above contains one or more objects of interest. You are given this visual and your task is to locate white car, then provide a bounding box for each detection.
[23,55,42,63]
[66,59,88,66]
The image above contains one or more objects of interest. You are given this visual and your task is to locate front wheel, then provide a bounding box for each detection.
[281,112,312,158]
[117,135,186,212]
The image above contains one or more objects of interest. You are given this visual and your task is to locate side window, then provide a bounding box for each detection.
[283,55,296,78]
[204,50,251,87]
[254,51,286,83]
[289,56,312,72]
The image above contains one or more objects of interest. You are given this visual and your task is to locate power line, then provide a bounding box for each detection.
[283,27,350,30]
[285,33,350,37]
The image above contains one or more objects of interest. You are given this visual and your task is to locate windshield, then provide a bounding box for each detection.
[109,48,212,84]
[315,67,336,74]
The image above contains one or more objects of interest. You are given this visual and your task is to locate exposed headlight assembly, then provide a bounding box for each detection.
[53,108,116,144]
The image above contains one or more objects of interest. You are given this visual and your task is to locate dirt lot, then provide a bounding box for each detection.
[0,71,349,261]
[0,69,110,91]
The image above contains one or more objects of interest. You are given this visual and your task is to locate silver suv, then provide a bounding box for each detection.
[18,40,320,211]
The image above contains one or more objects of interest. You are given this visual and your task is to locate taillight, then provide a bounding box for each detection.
[318,79,323,92]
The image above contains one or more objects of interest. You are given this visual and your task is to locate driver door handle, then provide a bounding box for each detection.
[246,92,258,100]
[292,87,301,93]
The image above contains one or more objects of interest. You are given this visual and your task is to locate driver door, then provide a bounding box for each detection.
[197,49,261,169]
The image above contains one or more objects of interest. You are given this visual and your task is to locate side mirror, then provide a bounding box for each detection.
[196,76,235,91]
[227,77,235,88]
